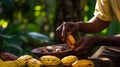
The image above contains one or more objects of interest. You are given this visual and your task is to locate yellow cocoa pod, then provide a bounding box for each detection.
[0,59,27,67]
[0,61,17,67]
[17,55,33,62]
[0,59,3,62]
[14,55,33,67]
[15,59,27,67]
[72,59,94,67]
[40,55,61,67]
[27,58,43,67]
[66,32,75,49]
[61,55,78,66]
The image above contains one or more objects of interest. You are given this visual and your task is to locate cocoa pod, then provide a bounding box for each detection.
[17,55,33,62]
[66,32,76,49]
[0,52,18,61]
[27,58,43,67]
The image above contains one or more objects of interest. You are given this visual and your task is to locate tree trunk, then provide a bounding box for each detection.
[54,0,85,43]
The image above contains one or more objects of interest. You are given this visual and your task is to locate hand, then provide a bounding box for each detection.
[74,36,102,55]
[56,22,82,41]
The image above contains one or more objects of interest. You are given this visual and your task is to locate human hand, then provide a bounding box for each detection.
[56,22,82,41]
[73,36,102,55]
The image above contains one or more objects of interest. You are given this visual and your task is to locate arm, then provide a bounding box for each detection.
[74,35,120,53]
[77,16,110,33]
[96,35,120,46]
[56,16,110,40]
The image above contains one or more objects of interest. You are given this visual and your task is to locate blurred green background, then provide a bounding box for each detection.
[0,0,120,57]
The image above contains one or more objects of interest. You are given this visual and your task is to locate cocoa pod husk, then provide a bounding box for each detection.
[0,52,18,61]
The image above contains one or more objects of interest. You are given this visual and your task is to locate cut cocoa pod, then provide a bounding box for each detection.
[0,52,18,61]
[66,32,76,49]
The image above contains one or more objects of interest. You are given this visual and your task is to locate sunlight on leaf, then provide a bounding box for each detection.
[0,19,8,28]
[41,12,46,16]
[84,16,88,21]
[44,25,49,31]
[102,29,107,34]
[34,5,41,11]
[49,32,54,39]
[49,14,54,19]
[84,5,89,12]
[34,11,40,17]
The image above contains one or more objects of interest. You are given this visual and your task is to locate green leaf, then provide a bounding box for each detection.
[4,36,23,46]
[0,34,12,39]
[6,44,22,51]
[27,32,51,42]
[107,19,120,35]
[2,40,23,55]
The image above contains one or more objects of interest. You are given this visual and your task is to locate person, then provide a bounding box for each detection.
[56,0,120,67]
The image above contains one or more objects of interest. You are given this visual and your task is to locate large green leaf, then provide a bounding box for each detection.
[27,32,51,42]
[1,37,23,55]
[5,43,22,51]
[4,36,24,46]
[0,34,24,54]
[107,19,120,35]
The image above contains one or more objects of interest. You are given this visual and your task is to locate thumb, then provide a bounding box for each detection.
[74,44,85,52]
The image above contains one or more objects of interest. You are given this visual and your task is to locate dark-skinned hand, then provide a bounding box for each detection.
[56,22,82,41]
[73,36,103,56]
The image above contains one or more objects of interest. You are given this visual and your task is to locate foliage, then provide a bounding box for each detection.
[0,27,52,56]
[0,0,120,56]
[0,0,56,56]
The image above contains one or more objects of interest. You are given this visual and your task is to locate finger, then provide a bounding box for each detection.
[81,37,94,51]
[61,22,68,41]
[75,44,85,52]
[56,23,63,36]
[74,37,88,51]
[76,38,94,52]
[74,37,84,48]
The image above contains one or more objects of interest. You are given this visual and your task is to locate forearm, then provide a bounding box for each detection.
[97,36,120,46]
[77,17,110,33]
